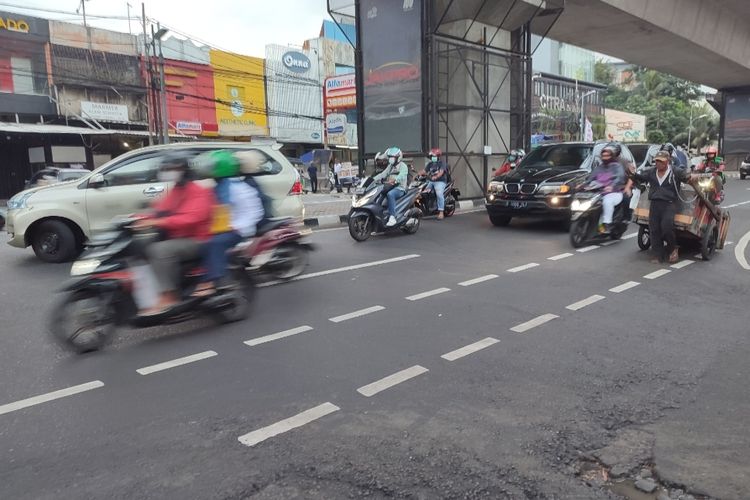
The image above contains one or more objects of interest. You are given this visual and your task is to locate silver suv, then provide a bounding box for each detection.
[6,142,304,263]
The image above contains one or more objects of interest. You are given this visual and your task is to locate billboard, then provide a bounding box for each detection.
[605,108,646,143]
[358,0,423,155]
[724,94,750,154]
[210,50,268,137]
[324,74,357,146]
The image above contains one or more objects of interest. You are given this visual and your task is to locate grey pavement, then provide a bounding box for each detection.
[1,181,750,498]
[302,192,353,218]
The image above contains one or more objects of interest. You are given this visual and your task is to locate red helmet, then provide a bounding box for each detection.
[705,146,718,156]
[428,147,442,158]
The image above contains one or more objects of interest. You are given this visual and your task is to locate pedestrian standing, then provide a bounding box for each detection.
[630,150,695,264]
[307,162,318,193]
[333,158,343,193]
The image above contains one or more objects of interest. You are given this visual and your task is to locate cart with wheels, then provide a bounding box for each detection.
[633,181,730,261]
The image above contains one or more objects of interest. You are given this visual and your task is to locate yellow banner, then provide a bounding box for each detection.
[210,50,268,137]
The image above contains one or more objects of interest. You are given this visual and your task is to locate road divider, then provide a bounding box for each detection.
[329,305,385,323]
[441,338,499,361]
[459,274,498,287]
[510,313,559,333]
[237,402,340,447]
[136,351,217,375]
[245,326,314,347]
[0,380,104,416]
[357,365,429,397]
[406,288,451,301]
[566,295,606,311]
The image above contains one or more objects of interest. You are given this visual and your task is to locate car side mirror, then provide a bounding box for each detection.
[88,173,105,188]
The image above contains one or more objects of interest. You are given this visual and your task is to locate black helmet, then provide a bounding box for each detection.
[158,151,194,184]
[601,142,621,159]
[661,143,675,155]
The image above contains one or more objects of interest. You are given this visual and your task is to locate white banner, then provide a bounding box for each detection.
[81,101,129,122]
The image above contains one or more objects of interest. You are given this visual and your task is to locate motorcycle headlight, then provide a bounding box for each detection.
[488,181,505,193]
[538,184,570,195]
[698,179,712,188]
[571,199,593,212]
[7,192,34,210]
[71,259,102,276]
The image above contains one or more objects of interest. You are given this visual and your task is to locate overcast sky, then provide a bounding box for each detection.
[0,0,330,57]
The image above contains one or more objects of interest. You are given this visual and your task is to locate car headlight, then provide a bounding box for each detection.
[538,184,570,195]
[488,181,505,193]
[71,259,101,276]
[571,199,593,212]
[7,192,34,210]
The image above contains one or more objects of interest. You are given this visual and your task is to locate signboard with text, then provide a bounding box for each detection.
[81,101,129,122]
[604,108,646,143]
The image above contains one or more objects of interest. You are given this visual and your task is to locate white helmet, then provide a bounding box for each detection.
[384,146,403,165]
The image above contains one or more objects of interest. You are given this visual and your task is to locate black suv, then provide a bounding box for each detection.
[485,142,636,227]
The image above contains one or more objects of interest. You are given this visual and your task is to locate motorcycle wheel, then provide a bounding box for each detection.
[49,290,117,353]
[214,270,254,324]
[444,197,456,217]
[569,218,591,248]
[401,215,421,235]
[610,223,627,240]
[272,244,309,280]
[348,212,372,242]
[637,225,651,251]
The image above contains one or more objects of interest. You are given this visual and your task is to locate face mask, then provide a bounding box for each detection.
[158,170,182,183]
[388,157,396,166]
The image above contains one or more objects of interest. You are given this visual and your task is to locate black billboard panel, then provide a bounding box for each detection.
[359,0,423,155]
[724,94,750,154]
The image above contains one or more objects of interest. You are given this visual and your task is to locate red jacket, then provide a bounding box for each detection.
[152,182,215,241]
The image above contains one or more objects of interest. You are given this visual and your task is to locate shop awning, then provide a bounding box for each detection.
[0,122,184,138]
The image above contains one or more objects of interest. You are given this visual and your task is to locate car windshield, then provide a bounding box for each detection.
[515,145,592,172]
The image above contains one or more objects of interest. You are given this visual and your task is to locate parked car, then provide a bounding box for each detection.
[24,167,90,190]
[740,155,750,180]
[5,142,304,263]
[485,141,635,227]
[0,206,6,231]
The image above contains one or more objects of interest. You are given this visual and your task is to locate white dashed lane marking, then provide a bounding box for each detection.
[458,274,498,286]
[507,263,539,273]
[548,253,573,261]
[136,351,218,375]
[609,281,640,293]
[566,295,606,311]
[406,288,451,301]
[671,260,695,269]
[329,305,385,323]
[644,269,671,280]
[245,326,314,347]
[357,365,429,397]
[576,245,600,253]
[510,313,559,333]
[441,338,499,361]
[0,381,105,416]
[237,402,340,447]
[622,232,638,240]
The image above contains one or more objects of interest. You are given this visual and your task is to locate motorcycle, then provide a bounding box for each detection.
[569,186,629,248]
[347,177,423,242]
[413,175,460,217]
[242,218,314,281]
[49,217,255,353]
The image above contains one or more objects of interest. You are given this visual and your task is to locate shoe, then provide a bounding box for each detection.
[598,223,609,234]
[437,211,444,220]
[668,249,679,264]
[385,215,397,227]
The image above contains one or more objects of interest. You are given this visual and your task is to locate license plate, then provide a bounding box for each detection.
[509,201,527,209]
[354,188,365,195]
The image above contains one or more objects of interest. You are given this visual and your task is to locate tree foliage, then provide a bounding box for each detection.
[594,61,718,149]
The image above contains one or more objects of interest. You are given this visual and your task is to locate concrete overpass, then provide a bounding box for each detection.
[540,0,750,90]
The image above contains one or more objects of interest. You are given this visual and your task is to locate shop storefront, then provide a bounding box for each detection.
[164,59,218,137]
[209,50,268,138]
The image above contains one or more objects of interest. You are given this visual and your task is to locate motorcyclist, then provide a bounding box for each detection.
[494,149,525,176]
[373,146,409,227]
[695,146,725,203]
[585,143,627,234]
[192,150,264,298]
[420,147,449,220]
[135,152,215,315]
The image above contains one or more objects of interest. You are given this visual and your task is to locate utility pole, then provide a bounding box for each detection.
[141,3,153,145]
[156,22,169,144]
[127,3,132,34]
[78,0,88,27]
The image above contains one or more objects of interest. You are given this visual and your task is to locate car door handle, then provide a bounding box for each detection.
[143,186,165,196]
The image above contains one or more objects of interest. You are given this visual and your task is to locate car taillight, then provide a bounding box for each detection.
[290,178,303,195]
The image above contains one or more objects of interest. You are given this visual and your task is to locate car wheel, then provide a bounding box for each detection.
[32,220,78,263]
[489,214,511,227]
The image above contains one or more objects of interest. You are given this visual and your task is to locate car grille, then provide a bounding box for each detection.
[505,183,519,194]
[520,183,537,194]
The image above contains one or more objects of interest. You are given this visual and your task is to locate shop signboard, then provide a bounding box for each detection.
[210,50,268,137]
[604,108,646,142]
[81,101,129,122]
[358,0,423,154]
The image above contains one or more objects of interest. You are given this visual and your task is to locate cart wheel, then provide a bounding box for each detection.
[637,225,651,251]
[701,222,718,261]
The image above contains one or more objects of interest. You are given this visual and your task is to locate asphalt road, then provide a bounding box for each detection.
[1,182,750,499]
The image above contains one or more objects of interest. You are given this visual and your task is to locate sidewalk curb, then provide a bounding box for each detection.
[303,199,486,228]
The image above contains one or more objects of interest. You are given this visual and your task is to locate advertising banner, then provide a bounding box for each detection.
[605,108,646,143]
[359,0,423,154]
[324,74,357,146]
[724,94,750,154]
[81,101,129,122]
[210,50,268,137]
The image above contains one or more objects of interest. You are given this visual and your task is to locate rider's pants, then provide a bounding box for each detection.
[147,238,203,293]
[601,192,623,224]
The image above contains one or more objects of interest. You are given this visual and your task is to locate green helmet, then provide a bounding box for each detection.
[210,150,240,179]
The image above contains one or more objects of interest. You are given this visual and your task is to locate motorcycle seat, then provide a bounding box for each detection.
[256,218,291,235]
